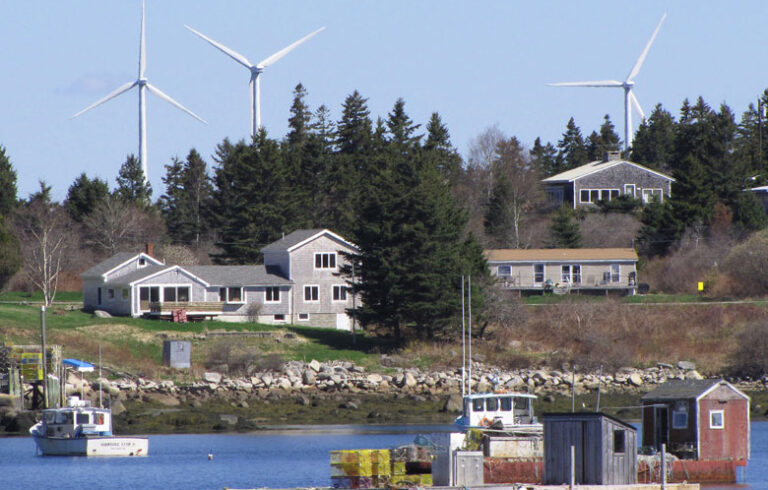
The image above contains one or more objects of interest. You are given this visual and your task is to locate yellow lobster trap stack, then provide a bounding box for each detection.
[330,446,433,488]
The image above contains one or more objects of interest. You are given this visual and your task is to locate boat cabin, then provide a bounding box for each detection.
[40,398,112,438]
[455,392,540,433]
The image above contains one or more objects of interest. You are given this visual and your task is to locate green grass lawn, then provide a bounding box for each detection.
[0,290,84,303]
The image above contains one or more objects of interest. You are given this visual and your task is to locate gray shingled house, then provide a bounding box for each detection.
[81,229,358,328]
[543,151,674,209]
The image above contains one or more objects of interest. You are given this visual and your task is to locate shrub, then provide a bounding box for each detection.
[728,320,768,378]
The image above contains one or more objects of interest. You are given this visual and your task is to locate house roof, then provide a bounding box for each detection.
[186,265,292,286]
[541,158,674,184]
[641,379,731,401]
[541,412,636,431]
[260,229,357,254]
[485,248,638,263]
[102,264,169,286]
[81,252,141,278]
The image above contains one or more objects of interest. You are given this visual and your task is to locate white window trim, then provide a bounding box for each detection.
[497,265,512,276]
[314,252,338,270]
[624,184,636,197]
[642,188,664,203]
[672,411,688,429]
[298,313,310,321]
[303,285,319,303]
[273,314,287,323]
[107,288,115,301]
[265,286,281,304]
[579,188,621,204]
[611,264,621,283]
[710,410,725,429]
[161,285,192,303]
[221,286,244,304]
[332,285,348,302]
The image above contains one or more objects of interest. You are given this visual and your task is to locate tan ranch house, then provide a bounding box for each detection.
[81,229,358,329]
[485,248,638,295]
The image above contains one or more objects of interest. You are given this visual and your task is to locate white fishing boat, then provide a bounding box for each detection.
[30,396,148,457]
[454,391,543,435]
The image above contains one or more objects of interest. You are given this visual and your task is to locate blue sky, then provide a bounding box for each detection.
[3,1,768,200]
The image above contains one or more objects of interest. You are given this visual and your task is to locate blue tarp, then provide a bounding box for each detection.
[62,358,95,372]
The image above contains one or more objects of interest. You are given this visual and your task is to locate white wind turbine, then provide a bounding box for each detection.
[549,13,666,151]
[72,0,206,183]
[184,24,325,138]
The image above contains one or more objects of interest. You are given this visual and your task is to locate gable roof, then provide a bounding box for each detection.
[260,229,357,254]
[542,159,674,184]
[186,265,292,286]
[81,252,162,279]
[641,379,734,401]
[102,264,169,286]
[485,248,638,263]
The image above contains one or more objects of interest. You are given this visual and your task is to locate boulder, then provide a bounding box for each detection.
[366,374,383,384]
[685,370,703,380]
[219,414,238,426]
[678,361,696,371]
[93,310,112,318]
[308,359,322,372]
[404,372,418,388]
[110,398,126,416]
[202,372,222,384]
[302,370,316,385]
[143,392,181,407]
[442,393,463,413]
[628,373,643,387]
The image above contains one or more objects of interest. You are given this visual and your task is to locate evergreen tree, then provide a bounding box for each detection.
[286,83,311,148]
[65,172,109,223]
[531,137,558,177]
[586,115,621,160]
[733,191,768,232]
[211,131,294,264]
[424,112,462,184]
[160,149,213,246]
[115,154,152,206]
[556,118,588,171]
[631,104,676,171]
[0,146,17,216]
[548,207,582,248]
[0,215,20,289]
[636,200,682,257]
[336,90,373,155]
[386,98,422,152]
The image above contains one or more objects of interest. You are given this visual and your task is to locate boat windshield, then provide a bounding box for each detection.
[472,398,484,412]
[486,398,498,411]
[500,397,512,411]
[514,397,533,422]
[76,413,90,424]
[55,411,73,425]
[43,412,56,424]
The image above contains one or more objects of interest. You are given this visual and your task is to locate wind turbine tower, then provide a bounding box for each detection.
[185,24,325,139]
[72,0,206,182]
[549,13,666,151]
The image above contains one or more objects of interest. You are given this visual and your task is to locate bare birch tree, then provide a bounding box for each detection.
[13,182,74,306]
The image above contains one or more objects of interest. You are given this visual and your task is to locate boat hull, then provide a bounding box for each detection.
[32,435,148,457]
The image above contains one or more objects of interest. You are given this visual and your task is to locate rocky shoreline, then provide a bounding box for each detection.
[3,359,766,435]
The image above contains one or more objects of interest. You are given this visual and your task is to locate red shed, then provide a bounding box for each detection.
[641,379,749,463]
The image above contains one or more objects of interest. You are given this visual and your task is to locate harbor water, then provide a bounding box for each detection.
[0,422,765,489]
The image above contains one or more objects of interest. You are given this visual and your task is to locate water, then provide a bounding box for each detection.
[0,425,453,490]
[1,422,766,489]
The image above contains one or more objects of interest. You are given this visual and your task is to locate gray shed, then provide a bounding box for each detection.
[162,340,191,369]
[543,412,637,485]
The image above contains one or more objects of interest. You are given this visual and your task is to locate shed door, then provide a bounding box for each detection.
[654,406,669,451]
[336,313,351,331]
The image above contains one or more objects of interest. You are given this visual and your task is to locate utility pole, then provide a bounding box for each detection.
[40,306,48,409]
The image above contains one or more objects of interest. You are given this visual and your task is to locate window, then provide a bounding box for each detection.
[274,314,285,322]
[472,398,484,411]
[561,265,580,284]
[642,188,663,203]
[121,288,130,300]
[266,287,280,303]
[486,398,498,411]
[673,411,688,429]
[624,184,636,197]
[579,188,621,204]
[164,287,176,302]
[138,257,147,267]
[107,288,115,300]
[219,287,243,303]
[333,285,348,301]
[534,264,544,283]
[298,313,310,321]
[76,413,90,424]
[304,285,319,302]
[497,265,512,276]
[547,188,564,205]
[611,264,620,282]
[613,430,626,454]
[710,410,724,429]
[314,252,337,269]
[178,287,190,302]
[500,397,512,411]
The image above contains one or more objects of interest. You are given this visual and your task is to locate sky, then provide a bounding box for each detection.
[3,1,768,201]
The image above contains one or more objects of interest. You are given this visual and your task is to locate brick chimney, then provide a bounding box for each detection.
[145,242,154,258]
[604,151,622,162]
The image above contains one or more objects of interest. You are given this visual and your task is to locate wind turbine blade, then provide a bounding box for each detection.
[146,83,207,124]
[185,25,253,69]
[548,80,624,88]
[139,0,146,78]
[258,26,325,67]
[626,13,666,82]
[71,81,137,119]
[629,91,646,121]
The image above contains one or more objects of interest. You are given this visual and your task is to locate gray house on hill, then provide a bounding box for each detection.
[543,152,674,209]
[81,229,358,329]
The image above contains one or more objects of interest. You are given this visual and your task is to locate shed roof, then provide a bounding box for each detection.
[485,248,638,262]
[641,379,729,401]
[542,158,674,184]
[186,265,292,286]
[542,412,636,431]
